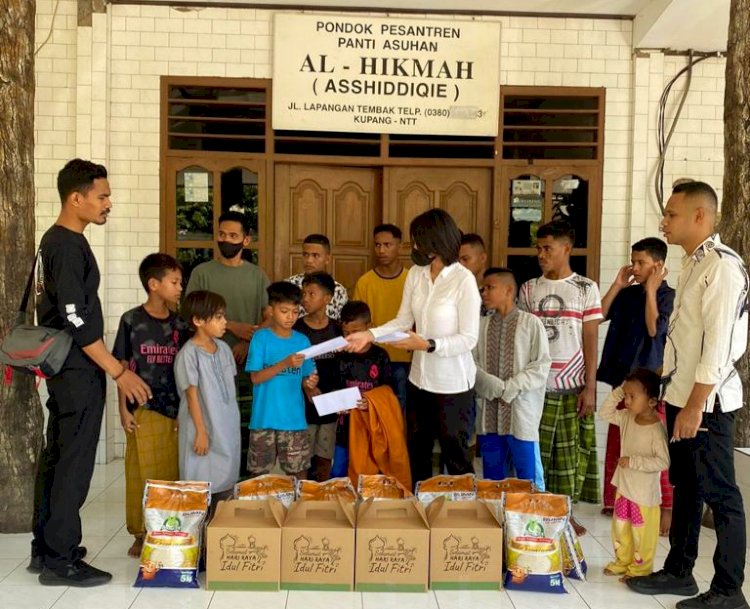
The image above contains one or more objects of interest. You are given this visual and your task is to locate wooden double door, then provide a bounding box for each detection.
[274,164,492,291]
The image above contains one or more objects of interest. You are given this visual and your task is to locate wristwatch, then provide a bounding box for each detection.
[426,339,436,353]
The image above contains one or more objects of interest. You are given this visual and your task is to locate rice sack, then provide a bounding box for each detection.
[135,480,211,588]
[477,478,536,518]
[297,477,357,502]
[357,474,411,500]
[561,522,587,580]
[234,474,296,508]
[415,474,476,507]
[502,492,569,593]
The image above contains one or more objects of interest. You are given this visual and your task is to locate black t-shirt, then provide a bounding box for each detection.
[37,225,104,369]
[334,345,392,448]
[112,306,189,419]
[293,317,342,425]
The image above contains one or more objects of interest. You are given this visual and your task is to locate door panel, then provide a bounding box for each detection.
[291,180,327,242]
[332,183,370,247]
[275,164,381,292]
[397,182,434,234]
[385,167,492,261]
[441,182,478,231]
[496,164,601,285]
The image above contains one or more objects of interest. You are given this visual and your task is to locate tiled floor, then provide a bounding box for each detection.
[2,460,748,609]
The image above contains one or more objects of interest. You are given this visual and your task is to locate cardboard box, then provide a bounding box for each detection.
[206,498,285,591]
[427,498,504,590]
[280,498,356,591]
[355,498,430,592]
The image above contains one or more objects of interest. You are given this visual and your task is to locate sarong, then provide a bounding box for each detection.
[538,392,599,503]
[125,407,179,536]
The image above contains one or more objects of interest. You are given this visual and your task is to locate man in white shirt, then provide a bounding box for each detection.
[627,182,749,609]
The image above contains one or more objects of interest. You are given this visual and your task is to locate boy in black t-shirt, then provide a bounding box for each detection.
[112,254,189,558]
[330,301,391,478]
[293,272,342,481]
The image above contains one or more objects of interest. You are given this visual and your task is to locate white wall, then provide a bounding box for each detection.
[33,1,727,461]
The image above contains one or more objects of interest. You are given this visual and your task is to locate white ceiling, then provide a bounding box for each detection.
[634,0,730,51]
[132,0,730,51]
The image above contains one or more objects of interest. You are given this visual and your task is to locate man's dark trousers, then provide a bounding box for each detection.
[32,367,106,570]
[663,401,746,595]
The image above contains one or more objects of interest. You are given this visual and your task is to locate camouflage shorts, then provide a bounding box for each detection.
[307,422,337,459]
[247,429,311,476]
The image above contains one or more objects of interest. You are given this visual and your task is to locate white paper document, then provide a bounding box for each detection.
[296,336,347,360]
[312,387,362,417]
[375,331,410,344]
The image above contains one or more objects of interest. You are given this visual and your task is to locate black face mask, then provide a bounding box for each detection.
[410,247,434,267]
[217,240,244,259]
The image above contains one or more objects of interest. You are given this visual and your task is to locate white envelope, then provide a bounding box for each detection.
[311,387,362,417]
[375,331,410,344]
[296,336,347,360]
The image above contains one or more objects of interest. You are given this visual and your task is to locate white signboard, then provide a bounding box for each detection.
[272,13,501,136]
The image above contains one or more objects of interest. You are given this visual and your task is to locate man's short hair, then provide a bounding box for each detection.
[409,208,462,266]
[672,177,694,188]
[483,266,518,292]
[218,210,249,235]
[373,223,402,240]
[267,281,302,306]
[536,221,575,245]
[340,300,371,324]
[57,159,108,202]
[631,237,668,263]
[303,234,331,252]
[301,271,335,296]
[138,253,183,293]
[672,180,718,212]
[460,233,486,251]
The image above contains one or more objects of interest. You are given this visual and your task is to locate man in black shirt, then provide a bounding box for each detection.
[30,159,150,587]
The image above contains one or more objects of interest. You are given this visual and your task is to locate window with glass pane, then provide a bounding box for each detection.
[552,175,588,248]
[177,247,213,287]
[509,175,544,248]
[176,166,213,241]
[221,167,259,241]
[507,254,541,288]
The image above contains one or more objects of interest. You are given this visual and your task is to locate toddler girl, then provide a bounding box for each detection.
[599,368,669,581]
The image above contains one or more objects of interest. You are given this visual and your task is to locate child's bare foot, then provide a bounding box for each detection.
[128,536,144,558]
[619,574,631,583]
[601,507,614,516]
[603,566,619,576]
[660,507,672,537]
[570,515,587,536]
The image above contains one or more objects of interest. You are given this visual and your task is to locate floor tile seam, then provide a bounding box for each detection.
[38,585,68,609]
[126,587,145,609]
[0,558,25,584]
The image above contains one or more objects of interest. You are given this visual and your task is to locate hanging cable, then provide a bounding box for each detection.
[654,50,714,213]
[35,0,62,57]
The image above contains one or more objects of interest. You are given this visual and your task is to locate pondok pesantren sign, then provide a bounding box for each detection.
[272,13,501,137]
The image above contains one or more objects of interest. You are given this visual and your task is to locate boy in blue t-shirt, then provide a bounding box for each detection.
[245,281,318,478]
